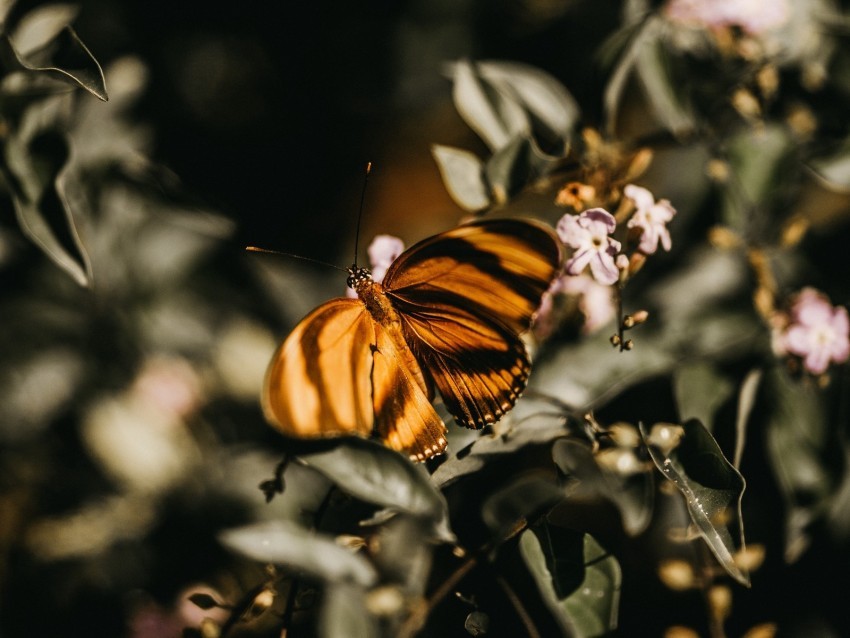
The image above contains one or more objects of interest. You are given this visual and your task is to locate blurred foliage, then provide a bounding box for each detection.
[1,1,850,638]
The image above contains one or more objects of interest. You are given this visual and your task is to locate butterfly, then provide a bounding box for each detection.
[262,218,562,462]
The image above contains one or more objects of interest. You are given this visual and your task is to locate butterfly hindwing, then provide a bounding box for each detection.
[383,219,562,429]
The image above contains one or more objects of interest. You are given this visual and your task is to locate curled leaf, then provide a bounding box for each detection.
[218,520,378,587]
[639,419,749,586]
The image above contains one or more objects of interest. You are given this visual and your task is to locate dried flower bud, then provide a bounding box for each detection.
[664,626,700,638]
[708,584,733,621]
[624,148,654,181]
[610,334,621,347]
[708,225,742,249]
[735,544,766,571]
[658,559,696,590]
[706,159,730,183]
[732,88,761,120]
[756,65,779,99]
[646,423,685,456]
[628,253,646,276]
[366,586,405,616]
[555,182,596,209]
[786,103,817,139]
[780,215,809,247]
[743,622,778,638]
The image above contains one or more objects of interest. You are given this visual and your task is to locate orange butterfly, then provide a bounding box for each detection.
[262,218,562,462]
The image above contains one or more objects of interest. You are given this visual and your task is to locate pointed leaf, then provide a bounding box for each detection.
[219,521,377,587]
[473,60,578,150]
[430,144,490,211]
[673,362,734,432]
[484,134,562,203]
[640,419,749,585]
[733,368,762,469]
[807,138,850,192]
[481,475,564,540]
[762,366,832,561]
[552,438,654,536]
[11,3,80,55]
[4,121,92,286]
[448,58,529,151]
[298,438,448,523]
[520,523,621,637]
[319,583,378,638]
[0,26,107,100]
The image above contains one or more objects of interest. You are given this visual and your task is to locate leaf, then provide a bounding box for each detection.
[806,138,850,192]
[318,583,379,638]
[632,20,695,137]
[733,368,762,469]
[11,3,80,56]
[673,362,735,432]
[3,115,92,286]
[639,419,750,586]
[484,134,562,204]
[448,58,529,151]
[472,60,578,151]
[430,144,490,211]
[297,438,449,525]
[481,475,564,540]
[552,438,654,536]
[0,27,107,101]
[520,523,621,637]
[762,366,832,562]
[218,520,378,587]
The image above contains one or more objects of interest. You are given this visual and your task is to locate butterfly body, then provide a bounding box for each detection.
[263,218,562,462]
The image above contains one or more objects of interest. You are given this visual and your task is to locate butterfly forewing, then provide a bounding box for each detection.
[263,300,374,438]
[383,219,562,429]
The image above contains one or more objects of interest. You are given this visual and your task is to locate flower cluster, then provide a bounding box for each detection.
[664,0,790,36]
[772,288,850,376]
[537,182,677,341]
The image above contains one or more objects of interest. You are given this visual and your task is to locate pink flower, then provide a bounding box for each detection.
[778,288,850,375]
[347,234,405,298]
[624,184,676,255]
[557,208,622,285]
[533,274,616,339]
[665,0,790,36]
[559,274,616,334]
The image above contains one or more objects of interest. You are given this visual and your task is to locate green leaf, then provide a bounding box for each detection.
[448,58,529,151]
[318,583,379,638]
[807,138,850,192]
[0,26,107,101]
[3,112,93,286]
[762,366,832,562]
[722,124,795,231]
[552,438,654,536]
[632,19,695,137]
[430,144,490,212]
[471,60,578,152]
[640,419,750,585]
[484,134,562,204]
[673,362,735,433]
[733,368,762,469]
[520,523,621,637]
[11,3,80,55]
[481,475,564,540]
[298,438,450,526]
[218,521,378,587]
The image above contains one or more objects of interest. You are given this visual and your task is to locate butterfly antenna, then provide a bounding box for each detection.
[245,246,347,273]
[352,161,372,267]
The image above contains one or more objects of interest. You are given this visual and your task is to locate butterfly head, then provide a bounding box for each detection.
[346,266,373,293]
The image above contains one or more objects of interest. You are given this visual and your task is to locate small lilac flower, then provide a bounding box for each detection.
[533,273,616,339]
[557,208,622,286]
[665,0,790,36]
[347,234,405,298]
[624,184,676,255]
[779,288,850,375]
[559,274,616,334]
